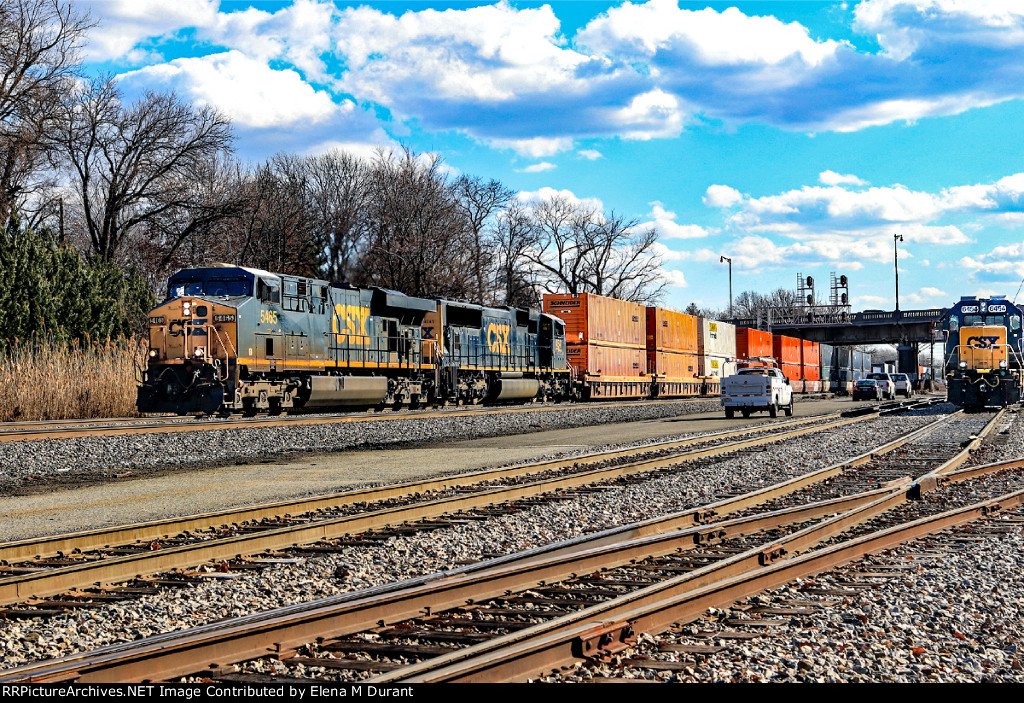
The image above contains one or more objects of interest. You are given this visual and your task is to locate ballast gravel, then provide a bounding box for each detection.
[0,408,957,674]
[0,400,720,492]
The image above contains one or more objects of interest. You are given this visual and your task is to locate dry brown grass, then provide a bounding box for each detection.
[0,335,146,421]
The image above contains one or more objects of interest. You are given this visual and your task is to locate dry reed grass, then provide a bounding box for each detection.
[0,335,146,421]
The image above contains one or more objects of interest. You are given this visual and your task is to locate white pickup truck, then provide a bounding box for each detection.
[721,367,795,419]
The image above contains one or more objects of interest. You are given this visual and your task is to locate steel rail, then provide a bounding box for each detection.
[0,411,972,683]
[0,408,875,568]
[0,411,883,606]
[383,464,1023,682]
[0,478,916,683]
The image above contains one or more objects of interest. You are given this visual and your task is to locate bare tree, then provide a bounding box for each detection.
[517,193,665,304]
[453,175,514,303]
[0,0,92,224]
[306,149,368,284]
[353,147,476,298]
[491,199,539,308]
[58,77,234,261]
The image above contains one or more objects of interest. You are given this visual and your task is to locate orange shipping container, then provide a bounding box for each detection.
[543,293,645,347]
[566,343,646,379]
[773,335,801,365]
[648,350,699,379]
[800,339,820,368]
[736,327,773,360]
[801,364,821,381]
[646,307,698,354]
[781,362,802,382]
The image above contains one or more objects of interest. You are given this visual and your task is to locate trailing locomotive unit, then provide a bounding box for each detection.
[423,300,572,405]
[138,265,572,415]
[942,295,1024,408]
[138,265,435,415]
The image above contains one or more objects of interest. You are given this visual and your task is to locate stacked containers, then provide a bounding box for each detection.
[542,292,647,398]
[819,343,834,394]
[773,334,802,391]
[736,327,773,364]
[833,347,853,393]
[645,307,700,396]
[698,319,737,394]
[852,350,866,381]
[800,339,821,393]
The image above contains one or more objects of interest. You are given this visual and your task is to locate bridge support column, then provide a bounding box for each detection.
[897,343,919,379]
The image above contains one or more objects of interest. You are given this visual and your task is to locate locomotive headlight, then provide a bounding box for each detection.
[149,349,159,358]
[183,301,192,316]
[959,361,968,369]
[193,347,205,358]
[1000,360,1008,368]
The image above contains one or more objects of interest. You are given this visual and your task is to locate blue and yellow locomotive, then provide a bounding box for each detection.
[137,265,572,415]
[941,295,1024,409]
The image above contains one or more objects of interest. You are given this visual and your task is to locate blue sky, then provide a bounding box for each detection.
[80,0,1024,312]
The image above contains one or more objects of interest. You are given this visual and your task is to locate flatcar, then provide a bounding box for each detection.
[137,265,572,415]
[941,295,1023,409]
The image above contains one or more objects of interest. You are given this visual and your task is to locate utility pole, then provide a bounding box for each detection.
[720,255,732,317]
[893,233,904,312]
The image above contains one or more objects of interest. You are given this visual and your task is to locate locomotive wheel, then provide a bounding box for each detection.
[241,398,258,417]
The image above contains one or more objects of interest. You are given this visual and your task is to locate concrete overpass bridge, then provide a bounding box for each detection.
[728,308,947,376]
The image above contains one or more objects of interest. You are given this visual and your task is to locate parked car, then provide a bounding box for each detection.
[866,372,897,400]
[852,378,883,401]
[892,373,913,398]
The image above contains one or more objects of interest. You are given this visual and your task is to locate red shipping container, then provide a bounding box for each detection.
[736,327,773,360]
[566,343,646,380]
[543,293,645,347]
[645,307,698,354]
[773,335,801,365]
[648,350,698,379]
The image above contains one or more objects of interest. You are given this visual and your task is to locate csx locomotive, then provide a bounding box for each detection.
[941,295,1024,409]
[137,265,573,415]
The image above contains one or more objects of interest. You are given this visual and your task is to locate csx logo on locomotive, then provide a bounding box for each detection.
[487,322,511,355]
[966,335,1001,349]
[333,304,371,345]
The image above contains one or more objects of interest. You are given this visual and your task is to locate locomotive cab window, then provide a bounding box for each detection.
[258,279,281,304]
[948,316,959,332]
[1012,315,1021,331]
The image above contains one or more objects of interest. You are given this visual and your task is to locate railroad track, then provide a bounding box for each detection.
[0,401,993,683]
[0,407,907,610]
